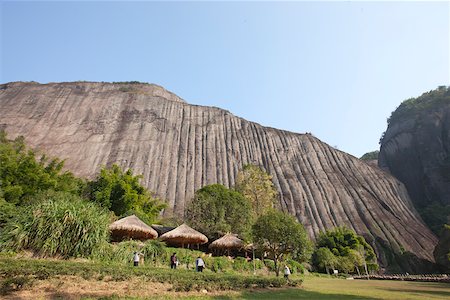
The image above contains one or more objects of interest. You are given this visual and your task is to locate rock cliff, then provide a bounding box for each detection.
[0,81,438,271]
[379,87,450,209]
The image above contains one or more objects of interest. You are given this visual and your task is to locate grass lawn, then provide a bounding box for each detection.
[145,276,450,299]
[168,277,450,299]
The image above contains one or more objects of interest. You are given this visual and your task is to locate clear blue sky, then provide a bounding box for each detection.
[1,1,449,157]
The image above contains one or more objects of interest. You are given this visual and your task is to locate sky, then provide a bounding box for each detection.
[1,1,449,158]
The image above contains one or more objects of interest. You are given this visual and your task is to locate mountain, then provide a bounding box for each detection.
[379,87,450,234]
[0,81,437,272]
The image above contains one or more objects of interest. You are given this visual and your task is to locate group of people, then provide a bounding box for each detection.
[133,252,291,279]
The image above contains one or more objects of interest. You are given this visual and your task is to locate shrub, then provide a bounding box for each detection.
[253,258,264,270]
[264,259,276,272]
[0,198,16,229]
[285,258,304,274]
[205,256,232,273]
[1,191,111,258]
[141,240,166,265]
[233,257,250,272]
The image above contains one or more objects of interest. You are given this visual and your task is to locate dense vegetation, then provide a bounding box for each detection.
[313,227,378,275]
[360,151,379,161]
[86,164,166,225]
[420,202,450,235]
[385,86,450,128]
[434,224,450,272]
[185,184,252,240]
[0,131,84,205]
[1,191,111,258]
[0,131,166,258]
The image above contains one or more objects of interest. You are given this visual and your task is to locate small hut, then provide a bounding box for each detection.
[209,233,244,256]
[109,215,158,241]
[159,224,208,248]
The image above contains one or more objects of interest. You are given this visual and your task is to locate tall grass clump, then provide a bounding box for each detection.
[1,191,111,258]
[91,240,168,266]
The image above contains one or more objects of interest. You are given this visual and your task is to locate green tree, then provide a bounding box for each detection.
[235,164,278,218]
[315,226,378,274]
[314,247,338,274]
[185,184,252,240]
[252,209,312,276]
[87,164,166,224]
[0,131,84,205]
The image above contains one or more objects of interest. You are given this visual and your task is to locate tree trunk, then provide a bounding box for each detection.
[356,266,361,276]
[274,256,279,277]
[252,248,256,275]
[364,260,369,280]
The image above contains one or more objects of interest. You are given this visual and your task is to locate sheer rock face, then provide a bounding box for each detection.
[0,82,437,269]
[379,101,450,208]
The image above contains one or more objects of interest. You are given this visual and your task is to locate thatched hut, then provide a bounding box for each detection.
[209,233,244,256]
[159,224,208,248]
[109,215,158,241]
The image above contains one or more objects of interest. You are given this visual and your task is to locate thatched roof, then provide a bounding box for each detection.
[209,233,244,250]
[159,224,208,245]
[109,215,158,241]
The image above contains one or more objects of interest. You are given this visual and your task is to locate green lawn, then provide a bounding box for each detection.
[148,276,450,300]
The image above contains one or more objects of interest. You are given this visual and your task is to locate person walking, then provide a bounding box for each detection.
[284,265,291,280]
[133,252,140,267]
[170,253,177,269]
[195,256,205,272]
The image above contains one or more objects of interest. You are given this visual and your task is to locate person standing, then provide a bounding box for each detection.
[170,253,177,269]
[133,252,140,267]
[284,265,291,279]
[195,256,205,272]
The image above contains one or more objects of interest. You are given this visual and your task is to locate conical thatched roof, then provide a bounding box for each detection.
[209,233,244,250]
[109,215,158,241]
[159,224,208,245]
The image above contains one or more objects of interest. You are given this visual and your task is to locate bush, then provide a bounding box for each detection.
[286,258,305,274]
[0,198,16,229]
[141,240,166,265]
[1,191,111,258]
[205,256,232,273]
[264,259,276,272]
[253,258,264,270]
[233,257,251,272]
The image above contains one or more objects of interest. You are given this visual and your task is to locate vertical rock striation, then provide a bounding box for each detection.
[0,82,437,270]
